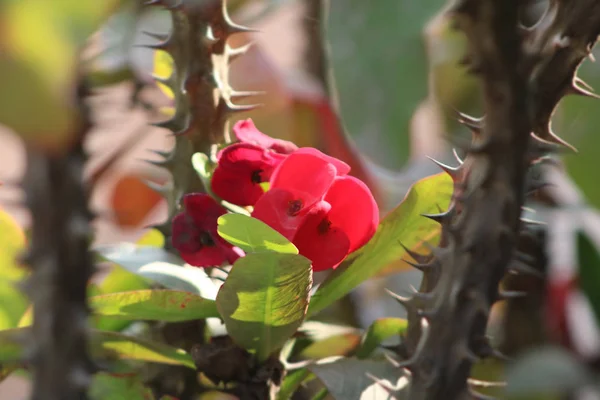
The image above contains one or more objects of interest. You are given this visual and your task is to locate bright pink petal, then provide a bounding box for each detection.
[252,188,311,240]
[183,193,226,227]
[270,152,336,210]
[212,143,283,206]
[233,119,298,154]
[325,176,379,253]
[292,202,350,271]
[294,148,350,176]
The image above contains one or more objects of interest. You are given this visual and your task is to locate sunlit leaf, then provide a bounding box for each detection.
[217,213,299,255]
[299,333,362,360]
[0,207,28,330]
[216,253,312,361]
[356,318,407,359]
[0,328,194,369]
[89,289,219,322]
[308,172,452,316]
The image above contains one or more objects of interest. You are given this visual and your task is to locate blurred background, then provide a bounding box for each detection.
[2,0,600,398]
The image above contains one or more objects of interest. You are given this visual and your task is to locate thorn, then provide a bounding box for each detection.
[531,129,577,153]
[133,42,170,51]
[384,289,412,309]
[470,389,498,400]
[589,52,596,63]
[455,110,484,135]
[399,242,432,264]
[509,260,543,278]
[468,378,506,389]
[383,352,402,368]
[497,290,527,300]
[139,158,169,168]
[405,259,433,273]
[220,0,260,36]
[520,217,546,226]
[421,211,450,224]
[144,0,164,6]
[167,0,183,9]
[226,42,254,63]
[143,179,169,195]
[426,156,461,179]
[228,90,266,102]
[151,118,180,132]
[570,78,600,99]
[222,99,263,114]
[141,30,170,42]
[452,148,464,165]
[365,372,405,393]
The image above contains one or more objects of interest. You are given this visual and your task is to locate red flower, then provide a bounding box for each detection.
[211,143,285,207]
[293,176,378,271]
[252,150,378,271]
[171,193,243,267]
[233,119,298,155]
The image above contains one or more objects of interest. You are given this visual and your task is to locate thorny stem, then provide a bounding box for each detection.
[23,81,95,400]
[396,1,600,399]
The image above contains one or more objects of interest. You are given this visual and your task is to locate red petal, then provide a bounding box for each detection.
[180,245,232,267]
[270,151,336,210]
[171,213,202,254]
[324,176,379,253]
[212,143,283,206]
[183,193,226,227]
[252,188,311,240]
[294,148,350,176]
[293,201,350,271]
[233,119,298,154]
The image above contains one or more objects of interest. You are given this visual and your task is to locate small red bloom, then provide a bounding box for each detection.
[293,176,379,271]
[252,151,337,239]
[211,143,285,207]
[233,119,298,155]
[171,193,243,267]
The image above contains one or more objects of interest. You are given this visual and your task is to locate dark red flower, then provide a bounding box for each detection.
[233,118,298,154]
[211,143,285,207]
[171,193,243,267]
[293,176,378,271]
[252,150,378,270]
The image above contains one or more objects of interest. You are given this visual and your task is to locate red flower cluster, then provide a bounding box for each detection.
[171,119,379,271]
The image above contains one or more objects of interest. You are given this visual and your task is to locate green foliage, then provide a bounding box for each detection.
[298,333,362,360]
[89,373,152,400]
[217,213,299,255]
[89,289,220,322]
[557,47,600,208]
[0,207,28,330]
[576,231,600,323]
[356,318,407,359]
[0,328,194,369]
[326,0,447,169]
[216,253,312,361]
[506,347,594,397]
[0,0,123,151]
[309,357,405,400]
[308,172,453,316]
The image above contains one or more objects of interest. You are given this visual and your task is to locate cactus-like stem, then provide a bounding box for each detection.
[22,81,95,400]
[145,0,255,242]
[392,1,600,399]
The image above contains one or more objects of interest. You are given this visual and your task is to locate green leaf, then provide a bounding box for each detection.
[95,244,218,299]
[299,333,362,360]
[326,0,448,169]
[217,213,299,255]
[356,318,408,359]
[89,289,220,322]
[308,172,453,316]
[309,357,406,400]
[89,372,153,400]
[216,253,312,361]
[0,328,194,369]
[0,207,28,330]
[576,231,600,323]
[278,369,317,400]
[506,347,593,396]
